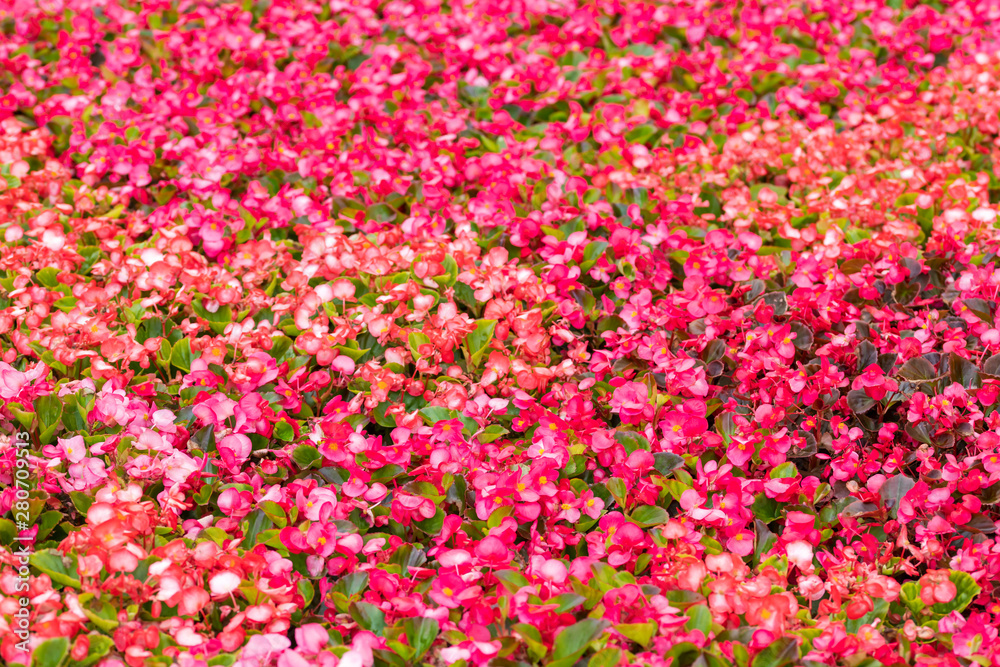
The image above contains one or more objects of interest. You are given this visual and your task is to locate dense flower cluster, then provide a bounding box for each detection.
[5,0,1000,665]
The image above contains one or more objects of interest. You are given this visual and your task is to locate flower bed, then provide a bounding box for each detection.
[3,1,1000,666]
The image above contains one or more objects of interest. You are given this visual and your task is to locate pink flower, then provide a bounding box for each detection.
[241,634,292,662]
[852,364,898,401]
[536,558,568,584]
[58,435,87,464]
[218,488,252,518]
[785,541,814,571]
[611,381,652,421]
[474,535,510,567]
[294,624,329,655]
[0,362,28,399]
[331,355,356,374]
[92,388,133,426]
[299,487,338,522]
[580,490,605,519]
[726,437,755,468]
[429,573,482,609]
[218,434,252,471]
[67,457,109,490]
[192,394,237,427]
[209,571,242,596]
[726,530,755,556]
[797,575,826,601]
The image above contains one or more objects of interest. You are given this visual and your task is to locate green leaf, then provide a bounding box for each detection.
[879,474,915,520]
[79,594,119,632]
[30,550,80,589]
[35,510,63,541]
[653,452,684,474]
[700,534,723,555]
[627,43,656,57]
[292,445,322,469]
[191,424,216,451]
[31,637,68,667]
[438,255,458,287]
[241,509,273,549]
[170,337,192,373]
[917,205,934,235]
[751,495,782,523]
[367,203,396,222]
[334,571,369,597]
[11,403,34,431]
[69,491,94,514]
[372,400,396,428]
[419,406,454,425]
[299,580,315,608]
[898,357,936,381]
[463,319,497,369]
[349,601,385,634]
[625,124,657,144]
[34,394,62,443]
[751,636,798,667]
[606,478,627,508]
[846,389,876,414]
[604,477,628,509]
[453,280,478,307]
[626,187,648,207]
[0,518,15,544]
[769,462,797,479]
[589,649,623,667]
[36,267,60,288]
[684,604,713,634]
[630,505,668,527]
[950,352,981,389]
[615,621,656,647]
[552,618,608,661]
[408,332,431,360]
[494,569,531,592]
[259,500,287,528]
[550,593,586,613]
[478,424,509,444]
[614,430,650,453]
[335,344,370,361]
[273,420,295,441]
[192,298,234,335]
[156,338,172,369]
[513,623,547,662]
[404,617,439,661]
[665,642,701,664]
[900,581,925,615]
[754,519,776,567]
[382,643,416,665]
[581,241,610,271]
[733,643,751,667]
[52,296,78,312]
